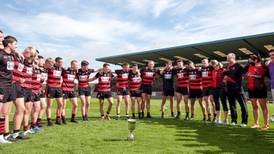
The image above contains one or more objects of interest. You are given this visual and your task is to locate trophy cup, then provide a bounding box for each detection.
[127,119,136,141]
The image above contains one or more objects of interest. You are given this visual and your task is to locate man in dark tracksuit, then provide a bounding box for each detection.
[224,53,248,127]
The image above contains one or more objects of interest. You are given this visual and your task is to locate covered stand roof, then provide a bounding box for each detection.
[96,32,274,66]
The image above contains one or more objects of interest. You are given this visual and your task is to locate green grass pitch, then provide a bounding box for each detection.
[1,99,274,154]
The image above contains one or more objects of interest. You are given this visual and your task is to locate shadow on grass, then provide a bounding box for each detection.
[103,138,127,142]
[141,118,274,154]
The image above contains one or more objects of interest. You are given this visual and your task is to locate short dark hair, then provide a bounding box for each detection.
[55,57,63,62]
[176,60,183,63]
[2,36,17,47]
[250,54,261,62]
[165,61,173,65]
[122,63,129,67]
[202,58,209,61]
[131,64,138,67]
[81,60,89,66]
[38,55,44,59]
[0,30,3,33]
[188,61,194,65]
[103,63,110,67]
[71,60,78,65]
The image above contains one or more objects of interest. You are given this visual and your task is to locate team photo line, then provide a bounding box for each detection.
[0,30,274,145]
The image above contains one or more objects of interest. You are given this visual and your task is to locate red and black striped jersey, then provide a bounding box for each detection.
[95,71,114,92]
[175,67,189,88]
[12,55,24,83]
[0,50,14,88]
[39,68,47,91]
[20,60,33,89]
[32,68,41,94]
[246,64,269,91]
[62,68,77,92]
[128,70,141,91]
[140,68,157,86]
[188,68,202,90]
[76,68,94,88]
[46,65,62,88]
[212,68,225,88]
[115,69,129,89]
[201,66,213,88]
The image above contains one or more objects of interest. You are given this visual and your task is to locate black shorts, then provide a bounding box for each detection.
[63,91,77,99]
[14,82,24,98]
[176,87,189,95]
[141,85,152,95]
[78,87,91,96]
[189,89,203,99]
[39,90,45,98]
[117,88,129,96]
[22,88,33,102]
[46,87,63,99]
[97,91,112,100]
[130,91,142,97]
[32,93,41,102]
[163,88,174,96]
[202,87,212,97]
[248,89,267,99]
[0,86,15,103]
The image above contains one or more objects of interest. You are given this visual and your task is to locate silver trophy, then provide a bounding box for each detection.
[127,119,136,141]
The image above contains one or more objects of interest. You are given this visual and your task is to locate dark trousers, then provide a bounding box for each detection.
[212,87,228,112]
[227,89,248,124]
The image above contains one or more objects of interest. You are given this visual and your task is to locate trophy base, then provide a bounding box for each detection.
[127,133,135,141]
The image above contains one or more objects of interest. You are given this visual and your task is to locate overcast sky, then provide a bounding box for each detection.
[1,0,274,68]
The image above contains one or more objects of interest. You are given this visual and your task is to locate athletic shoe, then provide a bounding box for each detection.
[261,124,269,130]
[223,120,229,125]
[217,120,223,125]
[12,132,29,140]
[202,117,206,122]
[85,116,89,121]
[147,113,152,118]
[37,119,43,127]
[132,114,136,119]
[184,116,189,121]
[31,127,42,133]
[101,115,105,121]
[23,129,35,135]
[251,124,260,129]
[105,114,111,121]
[4,134,17,142]
[175,115,181,120]
[115,115,121,120]
[141,112,144,119]
[0,135,11,144]
[47,120,53,126]
[125,114,130,120]
[62,117,67,125]
[161,113,164,119]
[240,123,247,127]
[230,122,237,126]
[71,119,78,123]
[138,113,141,119]
[55,121,62,125]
